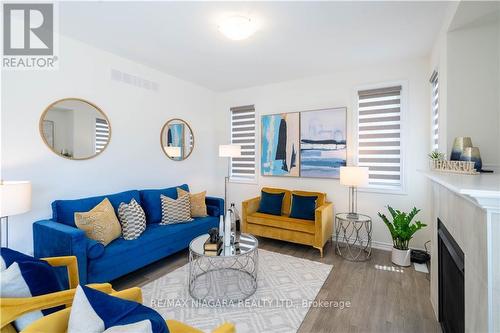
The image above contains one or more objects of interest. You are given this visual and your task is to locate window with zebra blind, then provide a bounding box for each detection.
[230,105,256,181]
[357,85,403,191]
[430,71,439,150]
[95,118,110,153]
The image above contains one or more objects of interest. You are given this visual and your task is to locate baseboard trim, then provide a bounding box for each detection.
[330,235,426,252]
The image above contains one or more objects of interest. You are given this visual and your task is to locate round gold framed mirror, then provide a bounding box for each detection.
[39,98,111,160]
[160,118,194,161]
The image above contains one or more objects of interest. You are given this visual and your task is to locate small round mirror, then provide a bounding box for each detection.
[160,119,194,160]
[40,98,111,160]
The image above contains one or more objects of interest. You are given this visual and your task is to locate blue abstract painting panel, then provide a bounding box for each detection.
[300,108,347,178]
[261,113,300,177]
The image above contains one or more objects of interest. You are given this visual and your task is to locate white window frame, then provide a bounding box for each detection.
[353,80,408,195]
[229,105,257,184]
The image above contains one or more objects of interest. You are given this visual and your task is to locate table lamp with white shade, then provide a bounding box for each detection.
[219,144,241,214]
[340,167,369,219]
[0,181,32,247]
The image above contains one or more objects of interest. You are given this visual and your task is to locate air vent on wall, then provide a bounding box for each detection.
[111,69,159,92]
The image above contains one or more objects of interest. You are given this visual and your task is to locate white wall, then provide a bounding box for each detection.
[430,2,500,167]
[447,19,500,167]
[1,36,219,253]
[215,57,432,249]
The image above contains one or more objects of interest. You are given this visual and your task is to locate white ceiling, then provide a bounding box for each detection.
[60,1,450,92]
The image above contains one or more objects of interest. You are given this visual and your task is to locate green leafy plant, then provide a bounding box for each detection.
[428,150,445,160]
[378,206,427,250]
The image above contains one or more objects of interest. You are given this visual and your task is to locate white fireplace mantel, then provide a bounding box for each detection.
[423,170,500,332]
[422,170,500,212]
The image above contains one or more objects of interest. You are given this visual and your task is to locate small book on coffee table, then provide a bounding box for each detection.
[204,238,222,252]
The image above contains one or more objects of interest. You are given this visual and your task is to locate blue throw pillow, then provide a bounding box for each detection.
[257,191,285,216]
[1,247,39,269]
[0,248,64,331]
[289,194,317,221]
[68,285,169,333]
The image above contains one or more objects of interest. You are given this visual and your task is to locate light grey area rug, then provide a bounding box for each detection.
[142,249,332,333]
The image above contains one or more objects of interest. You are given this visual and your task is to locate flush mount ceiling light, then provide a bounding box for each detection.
[218,15,257,41]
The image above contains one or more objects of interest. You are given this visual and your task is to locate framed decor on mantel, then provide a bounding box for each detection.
[261,112,300,177]
[300,107,347,179]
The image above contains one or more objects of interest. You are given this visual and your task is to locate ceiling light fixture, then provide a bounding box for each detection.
[218,15,257,41]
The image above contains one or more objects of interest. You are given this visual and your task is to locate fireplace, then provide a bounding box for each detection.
[438,219,465,333]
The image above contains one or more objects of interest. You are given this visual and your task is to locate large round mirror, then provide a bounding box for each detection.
[40,98,111,160]
[160,118,194,160]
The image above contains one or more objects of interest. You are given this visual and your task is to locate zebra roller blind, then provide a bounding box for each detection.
[230,105,256,180]
[357,85,402,190]
[430,71,439,150]
[95,118,110,153]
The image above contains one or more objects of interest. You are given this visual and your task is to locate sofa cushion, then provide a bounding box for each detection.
[247,212,315,234]
[87,215,218,283]
[289,194,317,221]
[257,191,285,216]
[261,187,292,215]
[52,190,141,227]
[291,190,326,207]
[68,285,168,333]
[0,248,64,331]
[118,198,147,240]
[160,194,193,225]
[177,188,208,217]
[140,184,189,224]
[86,239,105,260]
[75,198,122,246]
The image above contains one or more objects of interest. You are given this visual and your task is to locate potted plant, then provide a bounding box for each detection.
[428,150,445,170]
[378,206,427,266]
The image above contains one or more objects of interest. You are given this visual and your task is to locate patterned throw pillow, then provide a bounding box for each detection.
[75,198,122,246]
[160,194,193,225]
[118,199,147,240]
[177,188,208,217]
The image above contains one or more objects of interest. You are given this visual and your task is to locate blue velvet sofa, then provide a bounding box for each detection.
[33,184,223,284]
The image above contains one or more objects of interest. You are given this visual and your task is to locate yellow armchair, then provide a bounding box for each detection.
[20,286,235,333]
[1,255,84,333]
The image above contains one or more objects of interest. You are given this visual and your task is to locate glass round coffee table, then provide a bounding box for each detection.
[188,233,258,301]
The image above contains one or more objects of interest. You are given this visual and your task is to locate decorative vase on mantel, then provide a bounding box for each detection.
[460,147,483,172]
[450,137,472,161]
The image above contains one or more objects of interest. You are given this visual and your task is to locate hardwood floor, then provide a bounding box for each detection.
[113,237,440,333]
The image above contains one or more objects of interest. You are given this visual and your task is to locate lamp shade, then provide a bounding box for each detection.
[164,146,182,158]
[0,181,32,217]
[340,167,369,187]
[219,144,241,158]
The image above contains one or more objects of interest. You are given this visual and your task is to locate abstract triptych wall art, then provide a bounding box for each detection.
[300,108,347,178]
[261,107,347,179]
[261,113,300,177]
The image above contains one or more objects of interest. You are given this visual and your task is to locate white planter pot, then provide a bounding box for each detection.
[391,247,411,266]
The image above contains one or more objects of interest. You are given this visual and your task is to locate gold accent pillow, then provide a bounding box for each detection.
[74,198,122,246]
[177,188,208,217]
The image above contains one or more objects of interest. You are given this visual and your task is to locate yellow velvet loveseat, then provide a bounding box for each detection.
[242,187,333,256]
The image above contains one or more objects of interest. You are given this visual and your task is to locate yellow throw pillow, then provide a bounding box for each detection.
[177,188,208,217]
[74,198,122,246]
